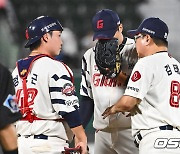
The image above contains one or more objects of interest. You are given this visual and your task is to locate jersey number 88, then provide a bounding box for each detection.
[170,80,180,108]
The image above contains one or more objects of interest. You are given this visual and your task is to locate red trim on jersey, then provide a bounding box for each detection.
[21,116,64,122]
[22,79,27,115]
[17,54,54,79]
[61,62,74,84]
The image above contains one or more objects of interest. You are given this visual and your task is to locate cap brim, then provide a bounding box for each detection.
[93,29,117,41]
[127,29,140,38]
[24,37,41,48]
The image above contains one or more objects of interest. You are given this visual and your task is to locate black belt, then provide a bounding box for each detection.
[18,134,48,140]
[134,125,178,148]
[159,125,174,130]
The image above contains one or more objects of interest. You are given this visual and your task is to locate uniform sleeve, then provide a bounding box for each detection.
[0,64,15,103]
[79,50,94,128]
[49,63,79,117]
[0,96,22,129]
[79,96,94,128]
[124,59,153,100]
[80,51,93,99]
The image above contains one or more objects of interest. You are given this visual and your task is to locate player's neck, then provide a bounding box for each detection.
[29,48,51,56]
[152,46,167,55]
[29,50,42,56]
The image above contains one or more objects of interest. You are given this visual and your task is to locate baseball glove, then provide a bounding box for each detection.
[94,38,121,78]
[61,146,82,154]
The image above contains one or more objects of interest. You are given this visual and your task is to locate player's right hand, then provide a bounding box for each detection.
[62,146,82,154]
[75,142,87,154]
[102,105,117,119]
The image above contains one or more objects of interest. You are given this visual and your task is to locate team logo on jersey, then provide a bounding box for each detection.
[62,83,75,96]
[93,73,121,87]
[131,71,141,82]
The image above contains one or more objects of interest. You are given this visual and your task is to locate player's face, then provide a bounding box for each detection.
[47,31,63,57]
[134,34,147,58]
[113,24,123,45]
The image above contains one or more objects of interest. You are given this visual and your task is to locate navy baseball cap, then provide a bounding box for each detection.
[127,17,169,41]
[92,9,121,41]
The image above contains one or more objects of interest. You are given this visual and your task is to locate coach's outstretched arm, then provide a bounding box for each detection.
[102,95,141,119]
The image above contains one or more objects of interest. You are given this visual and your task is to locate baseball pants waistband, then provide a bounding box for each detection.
[18,134,48,140]
[134,125,179,148]
[18,134,69,143]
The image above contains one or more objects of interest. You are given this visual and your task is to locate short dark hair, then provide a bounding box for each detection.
[29,39,41,51]
[151,37,168,47]
[29,31,53,51]
[141,33,168,47]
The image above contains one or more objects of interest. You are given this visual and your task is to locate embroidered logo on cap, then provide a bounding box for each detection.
[25,29,29,39]
[97,20,103,29]
[131,71,141,82]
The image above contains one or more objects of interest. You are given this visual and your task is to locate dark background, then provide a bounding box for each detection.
[0,0,147,69]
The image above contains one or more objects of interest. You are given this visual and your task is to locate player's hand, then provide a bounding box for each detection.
[62,146,82,154]
[73,126,87,154]
[126,105,141,117]
[116,71,129,86]
[102,105,117,119]
[75,142,87,154]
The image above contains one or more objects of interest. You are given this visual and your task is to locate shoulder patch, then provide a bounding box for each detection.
[62,83,75,96]
[131,71,141,82]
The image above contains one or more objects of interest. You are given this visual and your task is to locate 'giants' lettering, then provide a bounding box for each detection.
[93,73,121,87]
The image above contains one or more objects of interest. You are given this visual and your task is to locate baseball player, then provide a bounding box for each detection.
[102,17,180,154]
[12,16,87,154]
[0,63,22,154]
[80,9,138,154]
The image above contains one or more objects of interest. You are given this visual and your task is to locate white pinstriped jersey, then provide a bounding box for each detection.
[124,52,180,136]
[80,38,137,129]
[12,56,78,141]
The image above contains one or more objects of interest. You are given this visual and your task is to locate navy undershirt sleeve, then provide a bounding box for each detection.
[62,110,82,128]
[79,96,94,128]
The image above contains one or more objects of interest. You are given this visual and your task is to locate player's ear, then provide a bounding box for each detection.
[141,35,150,45]
[42,33,48,43]
[118,24,123,32]
[146,35,151,42]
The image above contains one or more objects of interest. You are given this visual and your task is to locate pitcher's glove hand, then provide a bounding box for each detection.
[94,38,121,78]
